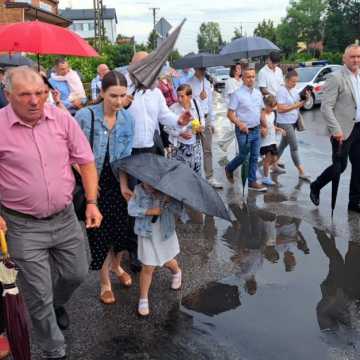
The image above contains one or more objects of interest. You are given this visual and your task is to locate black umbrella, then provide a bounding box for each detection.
[128,19,185,89]
[173,52,231,69]
[0,54,34,67]
[220,36,280,60]
[112,153,231,221]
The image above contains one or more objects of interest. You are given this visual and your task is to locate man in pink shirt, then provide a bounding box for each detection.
[0,67,102,359]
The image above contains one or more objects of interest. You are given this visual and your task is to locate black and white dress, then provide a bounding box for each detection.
[87,143,135,270]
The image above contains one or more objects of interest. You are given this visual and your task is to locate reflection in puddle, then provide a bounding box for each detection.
[179,205,360,360]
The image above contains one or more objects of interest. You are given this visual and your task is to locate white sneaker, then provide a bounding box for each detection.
[138,298,149,316]
[208,177,223,189]
[262,177,275,186]
[171,270,182,290]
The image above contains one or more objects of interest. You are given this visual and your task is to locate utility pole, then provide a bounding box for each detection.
[149,7,160,49]
[94,0,105,51]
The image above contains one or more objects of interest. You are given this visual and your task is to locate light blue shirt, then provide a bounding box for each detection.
[75,103,134,176]
[276,86,300,125]
[229,85,264,128]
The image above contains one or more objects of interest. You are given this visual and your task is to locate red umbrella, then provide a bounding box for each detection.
[0,231,31,360]
[0,20,98,57]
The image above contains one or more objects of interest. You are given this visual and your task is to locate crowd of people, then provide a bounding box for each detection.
[0,42,359,359]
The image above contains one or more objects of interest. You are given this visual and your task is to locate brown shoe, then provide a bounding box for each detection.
[249,182,267,192]
[225,168,234,184]
[100,290,116,304]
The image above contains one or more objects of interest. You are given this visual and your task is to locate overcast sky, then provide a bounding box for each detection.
[60,0,290,54]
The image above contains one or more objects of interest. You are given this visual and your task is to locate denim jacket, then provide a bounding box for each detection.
[128,184,189,239]
[75,103,134,176]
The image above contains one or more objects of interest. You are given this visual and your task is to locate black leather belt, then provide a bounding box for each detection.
[248,125,260,131]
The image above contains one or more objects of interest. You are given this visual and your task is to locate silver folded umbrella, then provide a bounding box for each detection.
[128,19,186,89]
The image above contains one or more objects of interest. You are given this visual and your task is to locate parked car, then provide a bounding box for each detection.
[295,64,341,110]
[212,67,230,91]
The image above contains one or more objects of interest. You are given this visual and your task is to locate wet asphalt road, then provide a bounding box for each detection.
[32,94,360,360]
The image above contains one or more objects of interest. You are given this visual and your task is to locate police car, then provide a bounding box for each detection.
[295,61,341,110]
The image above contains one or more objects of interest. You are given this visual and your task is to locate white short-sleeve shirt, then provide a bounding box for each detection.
[258,65,284,96]
[261,111,277,147]
[276,86,300,125]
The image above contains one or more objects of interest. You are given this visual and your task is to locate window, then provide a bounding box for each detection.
[73,23,84,31]
[39,1,53,13]
[88,22,95,31]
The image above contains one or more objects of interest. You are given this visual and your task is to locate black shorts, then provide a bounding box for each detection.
[260,144,278,156]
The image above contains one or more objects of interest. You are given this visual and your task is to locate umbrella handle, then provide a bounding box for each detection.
[0,230,8,258]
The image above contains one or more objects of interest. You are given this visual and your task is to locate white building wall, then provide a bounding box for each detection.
[70,19,117,43]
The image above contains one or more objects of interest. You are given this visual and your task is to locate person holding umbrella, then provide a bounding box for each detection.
[224,65,267,192]
[310,44,360,213]
[0,66,102,359]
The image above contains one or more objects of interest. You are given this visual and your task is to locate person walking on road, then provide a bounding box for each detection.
[258,52,284,97]
[128,182,188,317]
[168,84,205,174]
[310,44,360,213]
[224,66,267,192]
[75,71,136,305]
[189,67,223,189]
[276,70,311,181]
[0,66,102,359]
[218,63,243,152]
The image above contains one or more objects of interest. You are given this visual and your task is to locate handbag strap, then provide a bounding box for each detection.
[88,107,95,149]
[193,98,201,120]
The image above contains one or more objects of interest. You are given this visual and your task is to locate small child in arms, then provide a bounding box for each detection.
[128,182,189,316]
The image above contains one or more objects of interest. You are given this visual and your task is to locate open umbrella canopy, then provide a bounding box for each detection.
[0,20,98,57]
[112,153,231,221]
[0,54,34,67]
[220,36,280,60]
[173,52,232,69]
[128,19,185,89]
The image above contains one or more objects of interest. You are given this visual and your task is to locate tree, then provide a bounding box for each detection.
[324,0,360,52]
[276,0,327,55]
[197,22,224,54]
[147,30,159,51]
[232,26,243,40]
[254,19,277,43]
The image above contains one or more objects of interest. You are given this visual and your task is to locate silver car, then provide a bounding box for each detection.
[295,64,341,110]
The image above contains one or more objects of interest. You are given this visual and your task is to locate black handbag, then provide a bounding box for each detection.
[72,108,95,221]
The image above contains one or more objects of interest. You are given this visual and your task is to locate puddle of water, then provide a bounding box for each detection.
[179,204,360,360]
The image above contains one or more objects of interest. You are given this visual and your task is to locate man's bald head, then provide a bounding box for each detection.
[131,51,149,65]
[97,63,109,79]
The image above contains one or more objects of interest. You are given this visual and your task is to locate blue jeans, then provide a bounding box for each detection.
[226,126,260,183]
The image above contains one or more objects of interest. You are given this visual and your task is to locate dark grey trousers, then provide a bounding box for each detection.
[2,204,89,357]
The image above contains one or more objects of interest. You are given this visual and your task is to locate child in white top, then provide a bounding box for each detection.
[260,95,286,186]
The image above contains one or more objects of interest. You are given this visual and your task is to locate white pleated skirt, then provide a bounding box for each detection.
[138,220,180,267]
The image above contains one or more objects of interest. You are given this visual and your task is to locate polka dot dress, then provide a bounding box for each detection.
[87,144,136,271]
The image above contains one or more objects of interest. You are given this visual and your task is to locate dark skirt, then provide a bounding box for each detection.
[87,148,136,270]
